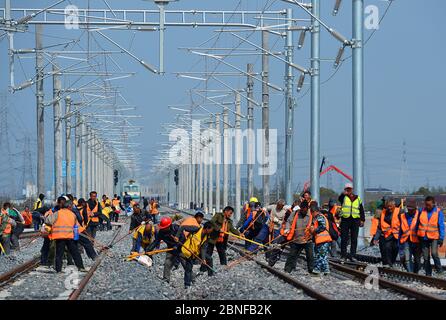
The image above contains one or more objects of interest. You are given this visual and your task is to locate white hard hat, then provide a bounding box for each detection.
[344,183,353,189]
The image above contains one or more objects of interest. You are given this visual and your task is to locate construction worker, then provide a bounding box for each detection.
[150,199,160,224]
[398,198,421,273]
[177,210,204,242]
[327,199,340,256]
[283,201,314,273]
[44,196,86,273]
[73,198,97,261]
[237,197,258,229]
[86,191,102,239]
[111,195,123,222]
[0,203,16,255]
[238,199,266,249]
[338,183,365,261]
[323,208,340,258]
[146,216,181,284]
[200,206,241,276]
[312,206,333,275]
[131,221,155,253]
[262,200,289,265]
[130,204,145,231]
[370,199,385,259]
[40,206,56,266]
[21,206,33,228]
[8,205,24,250]
[32,194,45,232]
[100,203,113,231]
[373,198,400,267]
[417,196,444,276]
[123,192,132,209]
[176,221,214,288]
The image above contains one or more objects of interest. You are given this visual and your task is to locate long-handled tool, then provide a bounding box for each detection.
[223,231,266,247]
[170,235,217,274]
[125,248,174,261]
[0,242,5,255]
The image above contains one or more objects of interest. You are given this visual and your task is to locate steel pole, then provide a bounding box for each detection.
[246,63,254,199]
[208,118,214,214]
[5,0,14,89]
[215,113,221,213]
[53,62,63,200]
[235,92,241,221]
[223,108,229,207]
[262,30,270,205]
[310,0,320,202]
[203,129,208,213]
[65,96,72,194]
[81,119,87,197]
[36,25,45,195]
[353,0,365,246]
[87,127,92,193]
[76,113,82,198]
[284,8,295,205]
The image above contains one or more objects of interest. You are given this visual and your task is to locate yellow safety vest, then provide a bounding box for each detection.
[181,227,207,259]
[132,225,155,246]
[341,196,362,219]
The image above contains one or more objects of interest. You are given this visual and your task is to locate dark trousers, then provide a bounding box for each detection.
[400,241,421,273]
[40,237,51,265]
[340,217,360,258]
[163,252,180,282]
[0,234,11,255]
[284,242,314,273]
[421,239,443,276]
[266,232,285,266]
[179,255,194,287]
[151,214,159,224]
[200,241,227,275]
[381,236,399,266]
[78,234,97,260]
[55,239,84,272]
[87,225,97,239]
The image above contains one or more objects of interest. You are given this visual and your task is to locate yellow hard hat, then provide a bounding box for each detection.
[249,197,259,203]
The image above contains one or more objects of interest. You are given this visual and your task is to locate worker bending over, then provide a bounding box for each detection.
[132,221,155,253]
[73,198,97,261]
[176,222,214,288]
[0,203,15,255]
[312,206,333,275]
[201,206,241,276]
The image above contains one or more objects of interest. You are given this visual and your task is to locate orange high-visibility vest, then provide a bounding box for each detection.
[217,219,228,243]
[87,201,99,223]
[399,211,419,244]
[22,211,33,226]
[180,216,200,238]
[285,212,312,241]
[417,208,440,240]
[380,208,400,239]
[370,217,379,237]
[314,214,332,245]
[112,199,120,208]
[151,202,159,214]
[0,208,12,235]
[51,208,77,240]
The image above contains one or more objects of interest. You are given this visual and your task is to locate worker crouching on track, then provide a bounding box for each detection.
[200,206,240,276]
[146,216,180,283]
[311,206,333,275]
[44,196,86,273]
[373,198,400,267]
[283,201,314,274]
[176,222,214,288]
[398,198,421,273]
[417,196,444,276]
[0,203,16,255]
[131,221,155,253]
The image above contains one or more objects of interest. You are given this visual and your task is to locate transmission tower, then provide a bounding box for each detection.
[399,140,410,193]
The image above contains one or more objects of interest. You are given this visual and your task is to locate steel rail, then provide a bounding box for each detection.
[0,256,40,289]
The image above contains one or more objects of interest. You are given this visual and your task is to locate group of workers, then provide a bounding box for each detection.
[370,195,444,276]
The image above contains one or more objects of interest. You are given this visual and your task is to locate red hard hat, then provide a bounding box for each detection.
[159,216,172,230]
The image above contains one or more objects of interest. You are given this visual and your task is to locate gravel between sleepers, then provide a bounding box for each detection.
[0,237,43,274]
[0,228,118,300]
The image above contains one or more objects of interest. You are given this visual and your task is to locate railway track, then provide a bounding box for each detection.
[0,225,122,300]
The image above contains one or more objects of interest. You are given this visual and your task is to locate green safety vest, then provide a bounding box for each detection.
[341,196,362,219]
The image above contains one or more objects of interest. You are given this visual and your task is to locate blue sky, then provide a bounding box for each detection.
[1,0,445,195]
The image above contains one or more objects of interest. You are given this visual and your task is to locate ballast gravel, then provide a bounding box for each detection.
[0,237,43,274]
